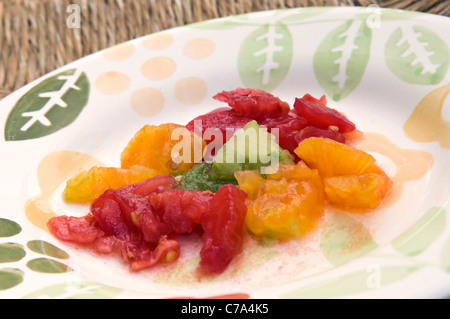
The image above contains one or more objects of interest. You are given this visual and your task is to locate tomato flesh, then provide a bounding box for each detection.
[200,184,247,274]
[213,88,290,120]
[293,98,356,133]
[48,176,247,274]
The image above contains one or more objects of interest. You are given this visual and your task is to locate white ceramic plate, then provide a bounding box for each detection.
[0,6,449,299]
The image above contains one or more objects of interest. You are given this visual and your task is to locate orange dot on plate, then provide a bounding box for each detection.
[174,76,207,105]
[142,33,174,50]
[95,71,131,95]
[183,38,215,59]
[141,56,176,81]
[131,88,165,117]
[103,43,135,61]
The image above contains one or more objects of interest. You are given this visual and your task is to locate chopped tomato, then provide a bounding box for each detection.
[293,98,356,133]
[213,88,290,120]
[258,111,307,154]
[185,107,252,158]
[200,184,247,274]
[120,123,205,175]
[49,176,247,274]
[301,93,327,105]
[47,215,103,244]
[295,137,393,209]
[235,162,325,240]
[63,165,159,204]
[185,107,252,145]
[294,126,345,144]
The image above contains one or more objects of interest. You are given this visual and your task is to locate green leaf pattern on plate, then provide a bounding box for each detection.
[27,240,70,260]
[4,68,90,141]
[0,268,24,291]
[283,207,449,298]
[440,236,450,273]
[313,19,372,101]
[281,265,421,298]
[0,218,22,237]
[22,281,123,299]
[392,207,447,256]
[385,25,449,85]
[0,7,449,298]
[0,243,26,263]
[320,212,378,266]
[238,22,293,92]
[26,258,73,274]
[0,216,123,297]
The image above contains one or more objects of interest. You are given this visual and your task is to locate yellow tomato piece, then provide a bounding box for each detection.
[237,161,325,240]
[120,123,205,175]
[245,176,324,240]
[234,170,265,200]
[63,165,159,203]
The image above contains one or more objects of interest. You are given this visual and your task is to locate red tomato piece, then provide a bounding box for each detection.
[91,197,130,237]
[293,98,356,133]
[147,188,214,234]
[301,93,327,106]
[130,236,180,272]
[133,175,178,196]
[185,107,252,145]
[295,126,345,144]
[49,175,248,274]
[185,107,252,160]
[47,215,103,244]
[213,88,290,120]
[259,110,308,154]
[199,184,247,274]
[90,177,176,243]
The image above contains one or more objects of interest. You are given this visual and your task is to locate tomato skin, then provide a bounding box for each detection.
[259,111,308,154]
[213,88,290,120]
[199,184,247,274]
[301,93,327,105]
[295,126,345,144]
[293,98,356,133]
[47,215,103,244]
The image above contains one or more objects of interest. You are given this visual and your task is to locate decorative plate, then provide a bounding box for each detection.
[0,6,449,299]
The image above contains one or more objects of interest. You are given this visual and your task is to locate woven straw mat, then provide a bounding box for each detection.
[1,0,449,99]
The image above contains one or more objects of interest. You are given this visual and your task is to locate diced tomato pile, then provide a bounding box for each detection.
[49,176,247,273]
[187,88,356,157]
[48,88,392,275]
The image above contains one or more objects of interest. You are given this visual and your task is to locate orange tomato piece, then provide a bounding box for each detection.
[294,137,380,177]
[323,174,393,209]
[266,160,313,181]
[120,123,205,175]
[294,137,392,209]
[63,165,159,203]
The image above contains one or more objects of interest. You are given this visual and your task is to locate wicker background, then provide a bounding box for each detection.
[1,0,449,99]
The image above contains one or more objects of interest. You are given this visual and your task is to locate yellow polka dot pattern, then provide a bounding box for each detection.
[94,34,216,117]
